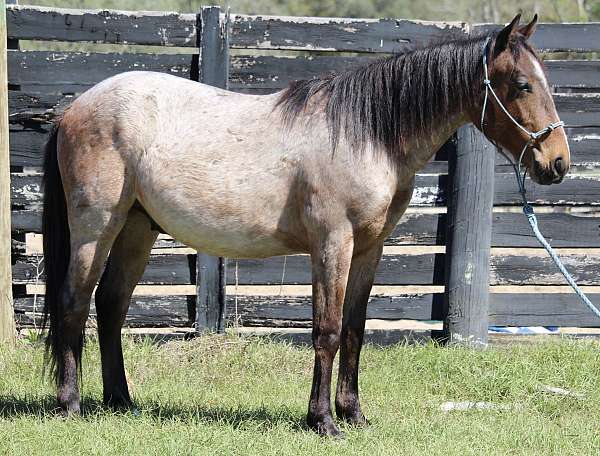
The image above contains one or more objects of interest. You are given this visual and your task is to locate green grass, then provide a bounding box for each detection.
[1,334,600,455]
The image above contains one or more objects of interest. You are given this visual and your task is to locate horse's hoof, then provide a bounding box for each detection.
[341,412,369,428]
[307,416,345,438]
[57,403,81,418]
[104,393,133,411]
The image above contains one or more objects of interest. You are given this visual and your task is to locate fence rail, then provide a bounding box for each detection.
[4,4,600,336]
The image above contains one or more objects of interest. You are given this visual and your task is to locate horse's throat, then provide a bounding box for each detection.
[402,112,470,172]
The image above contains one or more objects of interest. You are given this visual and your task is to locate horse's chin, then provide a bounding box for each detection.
[529,166,562,185]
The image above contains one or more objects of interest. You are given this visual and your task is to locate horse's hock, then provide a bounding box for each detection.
[4,4,600,341]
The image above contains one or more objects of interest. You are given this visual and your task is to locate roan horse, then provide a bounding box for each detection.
[42,14,569,436]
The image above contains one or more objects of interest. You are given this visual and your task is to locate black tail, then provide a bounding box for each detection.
[42,120,76,384]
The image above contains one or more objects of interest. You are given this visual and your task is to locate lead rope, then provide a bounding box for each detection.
[480,37,600,320]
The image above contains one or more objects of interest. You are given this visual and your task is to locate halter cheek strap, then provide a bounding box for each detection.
[479,36,564,199]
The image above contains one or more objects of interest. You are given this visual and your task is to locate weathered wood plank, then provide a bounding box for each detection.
[553,93,600,127]
[545,61,600,89]
[9,53,598,97]
[225,294,438,323]
[229,15,466,53]
[489,293,600,327]
[8,90,73,122]
[12,291,600,328]
[12,249,600,287]
[225,255,443,286]
[8,51,192,91]
[491,173,600,206]
[13,253,196,285]
[10,208,40,232]
[230,55,600,91]
[6,6,596,54]
[472,22,600,53]
[229,252,600,286]
[6,5,197,47]
[225,293,600,327]
[14,295,193,327]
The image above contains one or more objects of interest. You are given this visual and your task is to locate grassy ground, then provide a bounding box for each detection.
[1,334,600,455]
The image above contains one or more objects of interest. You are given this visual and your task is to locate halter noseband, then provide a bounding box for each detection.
[479,36,564,197]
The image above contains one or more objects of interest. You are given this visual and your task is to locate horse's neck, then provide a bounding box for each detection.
[401,111,470,172]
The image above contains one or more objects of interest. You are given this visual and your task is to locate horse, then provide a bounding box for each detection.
[41,13,569,437]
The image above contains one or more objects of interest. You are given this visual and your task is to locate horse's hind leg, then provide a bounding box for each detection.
[95,207,158,408]
[56,216,126,414]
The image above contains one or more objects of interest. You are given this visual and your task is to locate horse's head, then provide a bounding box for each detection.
[473,14,570,185]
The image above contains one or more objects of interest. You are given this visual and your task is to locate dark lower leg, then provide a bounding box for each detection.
[307,329,341,436]
[56,286,90,414]
[96,272,132,408]
[56,338,84,413]
[97,319,130,407]
[95,209,157,408]
[335,245,381,426]
[306,235,353,437]
[335,324,366,425]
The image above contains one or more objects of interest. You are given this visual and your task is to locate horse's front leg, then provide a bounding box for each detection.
[307,231,354,437]
[335,242,383,426]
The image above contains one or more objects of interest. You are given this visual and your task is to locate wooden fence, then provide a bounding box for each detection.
[4,5,600,338]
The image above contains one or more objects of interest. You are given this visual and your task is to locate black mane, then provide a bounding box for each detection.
[277,35,492,156]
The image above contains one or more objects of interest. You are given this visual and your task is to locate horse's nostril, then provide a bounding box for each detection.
[554,157,567,176]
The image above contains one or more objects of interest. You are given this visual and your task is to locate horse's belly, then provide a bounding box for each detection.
[171,217,300,259]
[139,184,303,259]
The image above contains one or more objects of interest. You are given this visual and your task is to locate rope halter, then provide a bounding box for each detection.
[479,36,600,321]
[479,36,564,201]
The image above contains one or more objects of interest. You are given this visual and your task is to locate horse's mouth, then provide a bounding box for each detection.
[530,163,564,185]
[529,146,568,185]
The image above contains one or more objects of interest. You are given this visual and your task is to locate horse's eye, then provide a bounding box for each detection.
[516,81,531,92]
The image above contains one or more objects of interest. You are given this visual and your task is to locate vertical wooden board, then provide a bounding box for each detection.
[196,254,226,332]
[443,126,495,346]
[199,7,229,88]
[194,7,229,333]
[0,0,16,343]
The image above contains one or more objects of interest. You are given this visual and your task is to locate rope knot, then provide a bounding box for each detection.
[523,204,534,216]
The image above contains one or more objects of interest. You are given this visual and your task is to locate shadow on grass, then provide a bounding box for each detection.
[0,395,306,430]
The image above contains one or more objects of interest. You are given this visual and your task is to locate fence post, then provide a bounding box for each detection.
[193,6,229,333]
[442,126,495,347]
[0,0,16,344]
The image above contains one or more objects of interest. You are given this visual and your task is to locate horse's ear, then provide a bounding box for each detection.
[494,14,521,54]
[519,14,538,39]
